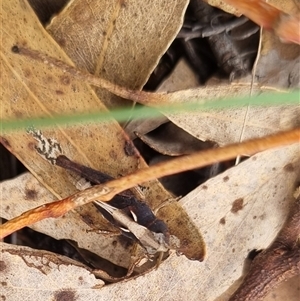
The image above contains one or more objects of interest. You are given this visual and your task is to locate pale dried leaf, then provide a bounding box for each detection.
[47,0,189,108]
[155,74,298,144]
[2,243,298,300]
[0,243,106,301]
[179,144,300,300]
[168,101,300,146]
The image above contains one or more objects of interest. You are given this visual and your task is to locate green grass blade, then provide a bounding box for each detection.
[1,90,299,132]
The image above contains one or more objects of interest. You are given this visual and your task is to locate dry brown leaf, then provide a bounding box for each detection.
[47,0,189,108]
[1,0,205,266]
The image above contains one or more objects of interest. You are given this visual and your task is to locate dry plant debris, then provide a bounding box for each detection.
[1,0,205,267]
[1,0,300,300]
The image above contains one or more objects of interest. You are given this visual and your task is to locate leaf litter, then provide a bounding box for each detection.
[1,0,300,300]
[1,143,299,300]
[1,0,205,271]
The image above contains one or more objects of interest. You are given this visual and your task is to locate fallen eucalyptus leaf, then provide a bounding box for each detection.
[0,242,105,300]
[179,144,300,300]
[158,82,299,145]
[47,0,189,108]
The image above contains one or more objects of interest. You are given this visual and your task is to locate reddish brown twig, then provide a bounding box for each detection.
[0,128,299,239]
[228,195,300,301]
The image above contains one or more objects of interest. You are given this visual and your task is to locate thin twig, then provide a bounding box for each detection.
[0,128,299,239]
[11,46,290,111]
